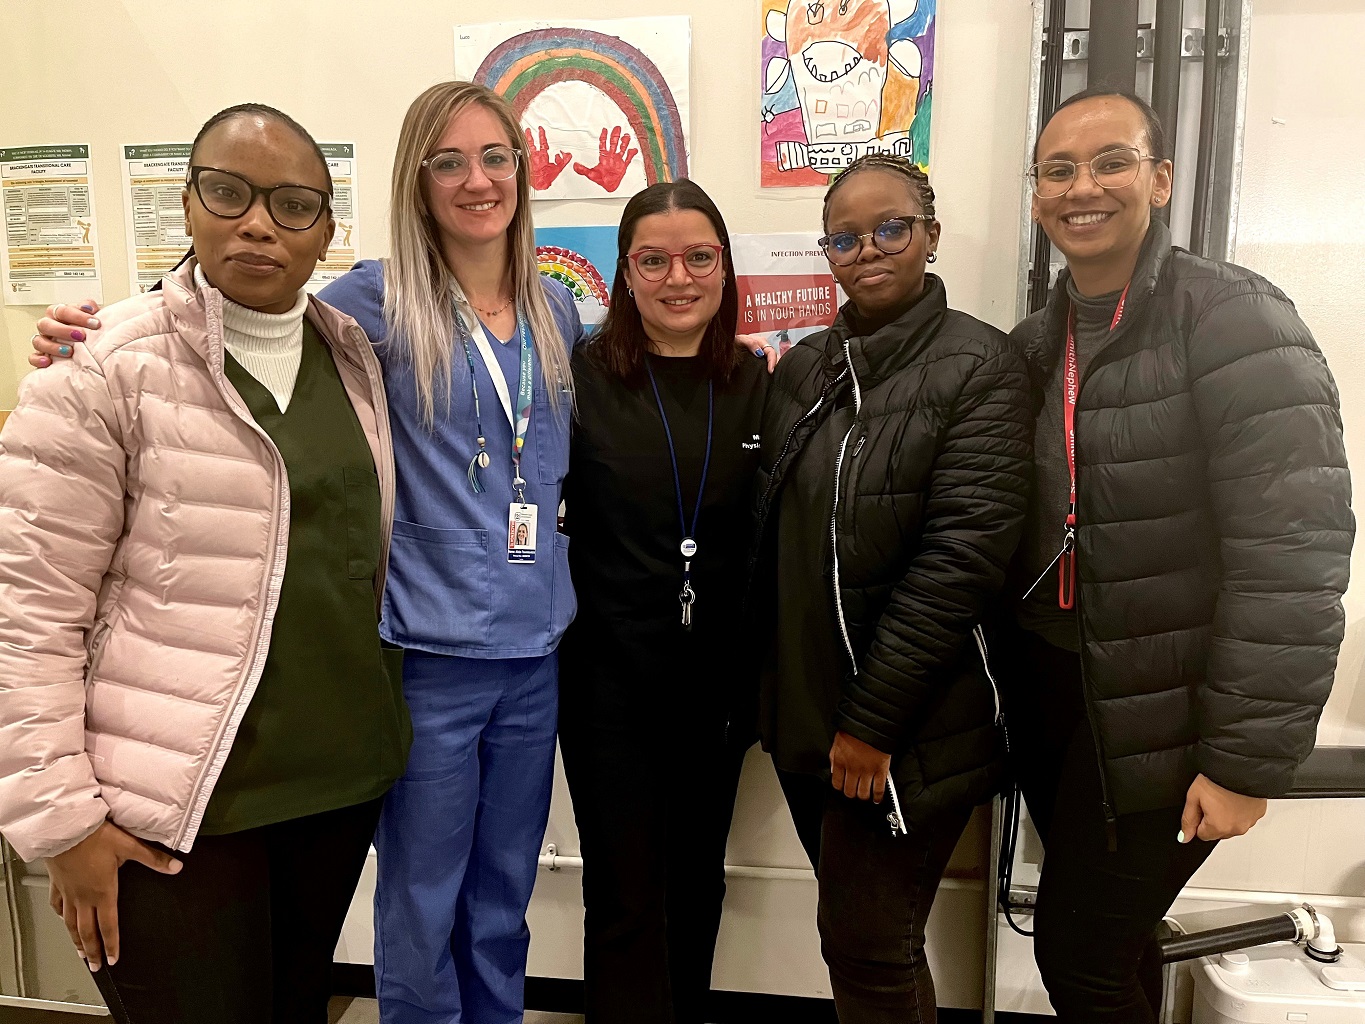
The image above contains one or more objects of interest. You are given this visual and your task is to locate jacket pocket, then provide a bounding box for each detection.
[533,387,571,486]
[344,466,382,580]
[382,521,491,649]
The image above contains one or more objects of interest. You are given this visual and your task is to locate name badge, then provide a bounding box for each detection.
[508,502,538,564]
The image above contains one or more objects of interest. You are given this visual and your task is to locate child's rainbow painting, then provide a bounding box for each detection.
[457,17,691,202]
[760,0,936,188]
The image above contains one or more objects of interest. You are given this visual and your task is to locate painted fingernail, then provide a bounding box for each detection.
[1177,830,1186,843]
[754,348,766,357]
[87,319,100,329]
[69,328,83,341]
[60,345,72,356]
[80,304,95,313]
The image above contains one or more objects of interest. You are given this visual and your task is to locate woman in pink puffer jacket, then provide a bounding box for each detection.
[0,104,408,1024]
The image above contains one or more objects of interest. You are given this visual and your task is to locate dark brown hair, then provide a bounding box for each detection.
[594,180,741,384]
[1036,86,1168,161]
[822,153,937,231]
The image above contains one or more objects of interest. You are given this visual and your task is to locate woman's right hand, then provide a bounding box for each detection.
[30,300,103,368]
[46,821,182,971]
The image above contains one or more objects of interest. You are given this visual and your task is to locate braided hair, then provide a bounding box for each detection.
[822,154,936,230]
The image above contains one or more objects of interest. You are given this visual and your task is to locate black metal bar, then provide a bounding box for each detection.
[1190,0,1223,255]
[1286,746,1365,799]
[1088,0,1139,90]
[1028,0,1069,314]
[1161,913,1299,965]
[1151,0,1183,224]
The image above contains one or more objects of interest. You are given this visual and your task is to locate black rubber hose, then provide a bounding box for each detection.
[1151,0,1183,223]
[1088,0,1139,91]
[1160,913,1300,964]
[1189,0,1223,255]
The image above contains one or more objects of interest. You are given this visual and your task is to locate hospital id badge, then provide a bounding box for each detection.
[507,503,538,564]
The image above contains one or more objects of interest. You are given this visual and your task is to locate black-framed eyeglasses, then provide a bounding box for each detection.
[819,215,933,266]
[421,145,521,186]
[187,166,331,231]
[624,243,725,282]
[1027,146,1159,199]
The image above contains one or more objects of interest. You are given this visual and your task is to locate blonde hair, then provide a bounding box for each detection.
[383,81,573,426]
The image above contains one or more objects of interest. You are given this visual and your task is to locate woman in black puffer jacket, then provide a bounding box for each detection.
[749,154,1032,1024]
[999,87,1353,1024]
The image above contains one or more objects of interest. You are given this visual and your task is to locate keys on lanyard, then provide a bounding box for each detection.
[644,359,714,633]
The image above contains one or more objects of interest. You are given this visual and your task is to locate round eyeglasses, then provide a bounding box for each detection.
[819,215,932,266]
[187,166,331,231]
[624,243,725,282]
[421,145,520,187]
[1028,146,1159,199]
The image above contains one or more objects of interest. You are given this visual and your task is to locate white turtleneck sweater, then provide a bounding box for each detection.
[196,266,308,413]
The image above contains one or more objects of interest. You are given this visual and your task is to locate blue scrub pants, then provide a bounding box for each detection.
[374,651,558,1024]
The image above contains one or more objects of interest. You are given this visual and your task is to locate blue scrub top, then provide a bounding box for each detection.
[320,260,584,659]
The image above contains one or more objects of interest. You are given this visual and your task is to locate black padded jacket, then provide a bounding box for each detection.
[1006,221,1354,818]
[752,276,1033,824]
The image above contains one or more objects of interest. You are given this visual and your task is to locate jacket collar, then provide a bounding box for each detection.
[1023,218,1173,387]
[826,273,949,389]
[161,257,370,376]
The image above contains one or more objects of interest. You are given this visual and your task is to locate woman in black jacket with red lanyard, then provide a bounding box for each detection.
[751,154,1032,1023]
[1000,87,1353,1024]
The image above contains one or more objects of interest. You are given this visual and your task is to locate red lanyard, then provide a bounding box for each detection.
[1059,282,1130,609]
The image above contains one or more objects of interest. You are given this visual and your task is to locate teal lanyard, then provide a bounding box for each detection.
[461,310,534,502]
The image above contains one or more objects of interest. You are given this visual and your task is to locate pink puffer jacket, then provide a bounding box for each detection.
[0,261,394,861]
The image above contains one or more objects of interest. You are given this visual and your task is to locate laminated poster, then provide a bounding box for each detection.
[121,144,192,295]
[120,142,359,296]
[731,233,841,353]
[456,17,691,201]
[308,143,360,291]
[1,144,103,305]
[760,0,936,188]
[534,225,616,330]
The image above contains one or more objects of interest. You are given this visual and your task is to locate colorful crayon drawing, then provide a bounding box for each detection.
[456,18,691,201]
[760,0,936,188]
[534,225,618,329]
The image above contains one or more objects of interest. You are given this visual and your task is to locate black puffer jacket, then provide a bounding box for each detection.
[1008,221,1354,816]
[753,276,1033,823]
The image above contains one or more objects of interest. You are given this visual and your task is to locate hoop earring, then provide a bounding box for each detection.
[627,287,634,298]
[927,252,937,263]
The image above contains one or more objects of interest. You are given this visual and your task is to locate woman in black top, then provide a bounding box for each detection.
[751,154,1033,1023]
[558,180,768,1024]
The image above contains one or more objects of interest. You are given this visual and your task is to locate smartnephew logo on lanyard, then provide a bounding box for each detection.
[1057,281,1130,609]
[451,281,538,565]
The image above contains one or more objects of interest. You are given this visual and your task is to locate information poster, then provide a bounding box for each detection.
[308,142,360,291]
[121,143,191,295]
[731,232,840,353]
[0,144,103,305]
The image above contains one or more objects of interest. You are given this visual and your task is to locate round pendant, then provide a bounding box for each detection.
[680,537,698,559]
[476,451,491,469]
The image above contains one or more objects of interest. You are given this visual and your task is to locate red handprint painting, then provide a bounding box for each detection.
[456,17,692,201]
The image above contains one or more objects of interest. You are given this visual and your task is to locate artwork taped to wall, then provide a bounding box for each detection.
[534,225,616,329]
[760,0,936,188]
[731,233,841,353]
[456,17,691,202]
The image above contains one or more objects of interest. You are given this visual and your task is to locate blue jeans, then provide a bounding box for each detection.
[374,652,558,1024]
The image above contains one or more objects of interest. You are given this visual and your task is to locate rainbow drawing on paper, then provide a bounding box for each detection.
[457,19,691,202]
[534,226,617,328]
[760,0,936,188]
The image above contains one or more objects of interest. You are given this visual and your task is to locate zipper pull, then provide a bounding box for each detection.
[852,435,866,458]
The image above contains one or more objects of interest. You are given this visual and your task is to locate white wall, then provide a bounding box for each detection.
[2,0,1361,1015]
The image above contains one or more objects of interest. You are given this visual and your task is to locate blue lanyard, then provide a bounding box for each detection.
[643,356,714,628]
[460,310,534,502]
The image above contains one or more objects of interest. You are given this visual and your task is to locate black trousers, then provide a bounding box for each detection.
[778,770,972,1024]
[998,624,1216,1023]
[558,664,751,1024]
[91,797,382,1024]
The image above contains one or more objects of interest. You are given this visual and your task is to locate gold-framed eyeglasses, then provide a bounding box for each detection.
[1028,146,1159,199]
[421,145,520,186]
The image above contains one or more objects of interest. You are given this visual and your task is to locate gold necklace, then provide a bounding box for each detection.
[471,294,514,318]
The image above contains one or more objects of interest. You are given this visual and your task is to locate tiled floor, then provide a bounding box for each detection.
[330,998,581,1023]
